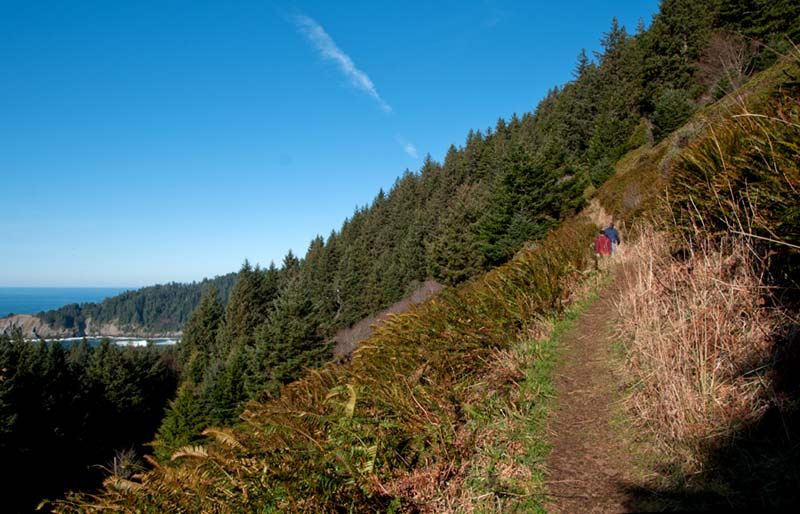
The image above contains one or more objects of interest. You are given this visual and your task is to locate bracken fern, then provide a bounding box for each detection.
[54,216,597,513]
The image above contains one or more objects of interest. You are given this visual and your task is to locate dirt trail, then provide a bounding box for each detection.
[544,272,633,513]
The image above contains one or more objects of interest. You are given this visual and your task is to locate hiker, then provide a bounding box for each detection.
[594,230,612,257]
[603,223,621,256]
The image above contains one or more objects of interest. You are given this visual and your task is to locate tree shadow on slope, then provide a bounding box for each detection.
[620,322,800,512]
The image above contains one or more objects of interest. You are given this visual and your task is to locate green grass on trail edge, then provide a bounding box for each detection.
[459,270,609,513]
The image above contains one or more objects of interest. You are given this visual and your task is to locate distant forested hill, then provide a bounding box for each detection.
[36,273,237,335]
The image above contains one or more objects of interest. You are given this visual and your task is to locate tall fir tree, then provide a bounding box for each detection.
[177,287,224,384]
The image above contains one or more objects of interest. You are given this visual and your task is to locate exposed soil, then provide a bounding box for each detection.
[544,271,633,513]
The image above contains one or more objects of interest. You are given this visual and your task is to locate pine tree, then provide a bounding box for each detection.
[249,276,330,398]
[177,288,224,385]
[719,0,800,44]
[652,88,695,141]
[426,182,487,284]
[216,261,276,355]
[639,0,719,107]
[202,347,249,425]
[334,210,372,326]
[155,383,206,457]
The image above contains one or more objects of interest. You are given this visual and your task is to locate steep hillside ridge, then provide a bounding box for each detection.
[49,6,800,512]
[56,215,600,512]
[331,280,443,359]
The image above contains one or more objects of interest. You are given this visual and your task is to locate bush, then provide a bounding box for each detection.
[671,81,800,284]
[652,89,695,142]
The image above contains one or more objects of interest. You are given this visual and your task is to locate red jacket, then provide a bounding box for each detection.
[595,233,612,256]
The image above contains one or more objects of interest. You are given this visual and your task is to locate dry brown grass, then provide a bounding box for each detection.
[615,224,790,468]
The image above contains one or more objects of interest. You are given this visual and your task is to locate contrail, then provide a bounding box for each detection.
[295,14,392,113]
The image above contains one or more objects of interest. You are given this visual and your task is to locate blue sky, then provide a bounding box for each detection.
[1,0,659,287]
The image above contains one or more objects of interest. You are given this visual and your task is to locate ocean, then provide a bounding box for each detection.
[0,287,130,317]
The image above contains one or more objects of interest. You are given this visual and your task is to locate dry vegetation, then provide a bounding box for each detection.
[605,53,800,508]
[615,226,791,463]
[54,218,599,513]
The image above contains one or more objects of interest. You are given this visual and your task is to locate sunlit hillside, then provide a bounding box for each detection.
[52,45,799,514]
[3,1,798,512]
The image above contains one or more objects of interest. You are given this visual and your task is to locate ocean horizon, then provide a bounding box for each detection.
[0,287,131,317]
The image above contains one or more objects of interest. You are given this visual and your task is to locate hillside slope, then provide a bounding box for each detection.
[46,4,800,512]
[54,54,798,511]
[543,51,800,511]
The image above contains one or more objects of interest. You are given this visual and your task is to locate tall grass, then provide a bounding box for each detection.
[670,57,799,260]
[615,226,788,465]
[611,54,800,501]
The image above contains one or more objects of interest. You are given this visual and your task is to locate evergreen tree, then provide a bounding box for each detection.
[177,288,224,384]
[155,383,206,457]
[334,211,372,326]
[426,182,487,284]
[718,0,800,45]
[203,347,249,425]
[216,261,277,355]
[652,88,695,141]
[250,276,331,398]
[639,0,719,108]
[1,332,177,512]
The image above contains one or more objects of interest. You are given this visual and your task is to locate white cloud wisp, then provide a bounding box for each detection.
[395,135,418,158]
[295,14,392,113]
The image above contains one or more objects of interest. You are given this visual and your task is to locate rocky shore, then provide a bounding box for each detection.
[0,314,181,340]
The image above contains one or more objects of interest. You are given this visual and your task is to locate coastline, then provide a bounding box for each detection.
[0,313,181,341]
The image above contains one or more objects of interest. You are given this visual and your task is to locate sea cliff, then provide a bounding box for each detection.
[0,314,181,339]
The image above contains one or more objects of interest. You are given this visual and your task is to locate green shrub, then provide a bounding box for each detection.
[652,89,695,142]
[670,77,800,282]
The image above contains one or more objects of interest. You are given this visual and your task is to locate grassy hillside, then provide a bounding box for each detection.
[47,7,800,514]
[606,54,800,509]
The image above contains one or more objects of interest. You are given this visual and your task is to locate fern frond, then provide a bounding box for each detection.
[143,453,163,470]
[201,427,246,451]
[170,445,209,461]
[360,444,378,474]
[103,476,144,493]
[345,383,357,418]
